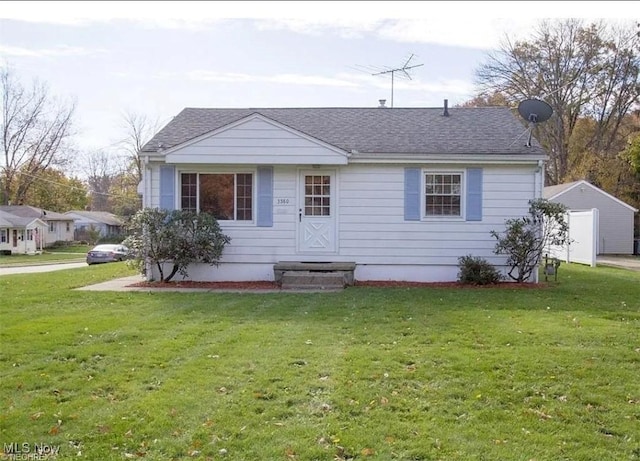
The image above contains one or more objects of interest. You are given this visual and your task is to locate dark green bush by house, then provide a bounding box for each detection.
[457,255,503,285]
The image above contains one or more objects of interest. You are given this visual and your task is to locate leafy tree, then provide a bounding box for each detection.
[475,19,639,185]
[491,199,569,283]
[459,90,510,107]
[623,131,640,175]
[124,208,231,282]
[107,171,141,218]
[22,167,88,212]
[1,66,76,205]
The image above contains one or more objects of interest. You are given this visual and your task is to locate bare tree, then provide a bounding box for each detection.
[1,66,76,205]
[121,111,158,183]
[81,149,126,211]
[475,19,639,185]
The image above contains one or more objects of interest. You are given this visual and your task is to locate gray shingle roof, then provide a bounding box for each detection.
[142,107,547,156]
[0,210,39,227]
[542,181,581,199]
[0,205,72,221]
[65,211,124,226]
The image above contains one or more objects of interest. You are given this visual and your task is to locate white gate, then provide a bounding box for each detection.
[546,209,598,267]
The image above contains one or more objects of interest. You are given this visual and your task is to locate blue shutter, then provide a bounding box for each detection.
[159,165,175,210]
[466,168,483,221]
[256,166,273,227]
[404,168,421,221]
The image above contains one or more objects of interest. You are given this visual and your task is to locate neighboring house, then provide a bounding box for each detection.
[64,210,124,239]
[0,206,75,247]
[0,210,46,254]
[139,105,547,283]
[543,180,638,255]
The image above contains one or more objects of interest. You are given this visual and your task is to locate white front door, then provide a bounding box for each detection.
[298,171,336,253]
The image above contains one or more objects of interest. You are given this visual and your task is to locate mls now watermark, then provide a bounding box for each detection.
[3,442,60,459]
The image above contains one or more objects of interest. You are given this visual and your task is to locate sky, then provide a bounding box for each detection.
[0,1,635,161]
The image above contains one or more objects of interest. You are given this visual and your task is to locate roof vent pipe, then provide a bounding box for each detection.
[378,99,386,108]
[443,99,449,117]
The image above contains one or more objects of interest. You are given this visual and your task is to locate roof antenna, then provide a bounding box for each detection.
[354,54,423,108]
[516,98,553,147]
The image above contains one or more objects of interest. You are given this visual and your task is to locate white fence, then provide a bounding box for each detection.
[546,209,598,267]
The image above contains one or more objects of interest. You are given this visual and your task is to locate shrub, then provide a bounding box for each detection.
[457,255,503,285]
[124,208,231,282]
[491,198,568,282]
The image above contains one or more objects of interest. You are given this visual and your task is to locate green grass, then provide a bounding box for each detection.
[0,245,89,266]
[1,263,639,460]
[46,244,92,254]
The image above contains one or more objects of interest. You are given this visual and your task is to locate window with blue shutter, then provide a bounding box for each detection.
[256,166,273,227]
[404,168,421,221]
[159,165,175,210]
[465,168,483,221]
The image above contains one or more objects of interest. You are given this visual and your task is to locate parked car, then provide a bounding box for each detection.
[86,244,130,265]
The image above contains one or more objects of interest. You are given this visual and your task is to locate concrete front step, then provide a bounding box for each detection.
[274,261,356,287]
[280,271,347,290]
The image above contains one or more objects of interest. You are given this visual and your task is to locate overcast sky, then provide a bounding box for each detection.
[0,1,633,159]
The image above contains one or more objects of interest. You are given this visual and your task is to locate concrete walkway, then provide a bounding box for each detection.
[74,275,304,293]
[596,255,640,272]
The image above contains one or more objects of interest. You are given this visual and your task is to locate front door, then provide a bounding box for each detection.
[298,171,336,253]
[12,230,17,247]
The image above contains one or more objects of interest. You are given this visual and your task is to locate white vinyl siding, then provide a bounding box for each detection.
[164,117,348,165]
[155,164,535,268]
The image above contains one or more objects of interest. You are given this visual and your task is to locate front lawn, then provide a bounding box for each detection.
[1,263,639,460]
[0,245,90,266]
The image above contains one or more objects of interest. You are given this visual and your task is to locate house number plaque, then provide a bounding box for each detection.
[274,197,294,214]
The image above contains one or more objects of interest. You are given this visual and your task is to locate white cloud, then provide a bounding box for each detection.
[167,70,360,88]
[0,44,104,58]
[1,1,624,48]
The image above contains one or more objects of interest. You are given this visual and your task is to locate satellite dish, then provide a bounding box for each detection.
[516,98,553,147]
[518,99,553,124]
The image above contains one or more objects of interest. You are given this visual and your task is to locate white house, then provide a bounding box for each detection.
[139,105,547,283]
[543,180,638,255]
[64,210,124,239]
[0,206,75,248]
[0,210,46,254]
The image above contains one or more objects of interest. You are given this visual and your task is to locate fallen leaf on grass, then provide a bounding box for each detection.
[528,408,553,420]
[97,424,111,434]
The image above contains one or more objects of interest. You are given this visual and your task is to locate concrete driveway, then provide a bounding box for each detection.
[596,255,640,271]
[0,261,87,276]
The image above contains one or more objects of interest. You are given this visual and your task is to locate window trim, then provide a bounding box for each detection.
[179,169,256,225]
[422,169,465,220]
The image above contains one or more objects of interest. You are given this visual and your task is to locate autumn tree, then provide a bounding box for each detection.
[107,170,141,218]
[22,167,88,212]
[475,19,640,185]
[459,90,510,108]
[623,131,640,175]
[1,66,76,205]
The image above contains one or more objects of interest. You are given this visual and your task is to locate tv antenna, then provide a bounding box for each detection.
[355,54,423,108]
[515,98,554,147]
